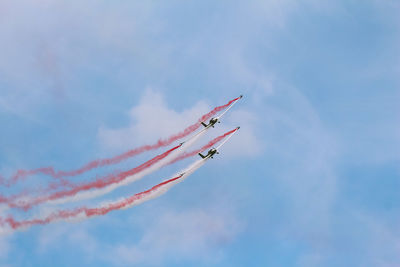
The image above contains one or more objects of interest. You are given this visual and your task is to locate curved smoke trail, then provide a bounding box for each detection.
[0,159,206,231]
[3,144,182,210]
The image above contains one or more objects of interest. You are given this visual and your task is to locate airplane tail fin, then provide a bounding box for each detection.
[198,153,206,159]
[201,122,207,128]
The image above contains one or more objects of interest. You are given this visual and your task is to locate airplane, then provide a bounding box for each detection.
[201,117,220,128]
[200,95,243,128]
[198,148,219,159]
[198,126,240,159]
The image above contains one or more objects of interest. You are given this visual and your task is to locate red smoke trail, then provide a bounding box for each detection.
[4,144,182,210]
[2,175,183,230]
[1,97,240,186]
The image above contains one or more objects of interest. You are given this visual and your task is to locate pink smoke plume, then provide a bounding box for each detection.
[7,144,182,210]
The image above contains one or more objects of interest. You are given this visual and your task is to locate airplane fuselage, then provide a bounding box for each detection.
[199,148,218,159]
[209,118,218,126]
[201,117,219,128]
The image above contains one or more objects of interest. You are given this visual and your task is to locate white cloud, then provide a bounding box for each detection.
[108,208,243,266]
[0,1,161,118]
[254,86,340,254]
[98,89,262,158]
[297,212,400,267]
[0,208,11,261]
[0,237,10,260]
[30,204,242,266]
[37,222,99,259]
[357,213,400,266]
[0,0,323,119]
[98,89,208,150]
[1,1,397,266]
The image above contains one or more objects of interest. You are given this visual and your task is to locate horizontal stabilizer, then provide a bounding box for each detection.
[201,122,207,127]
[198,153,206,159]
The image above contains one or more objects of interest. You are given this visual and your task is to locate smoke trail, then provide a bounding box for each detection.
[0,159,206,231]
[43,128,208,206]
[40,127,237,205]
[6,126,213,210]
[8,144,182,210]
[1,97,240,186]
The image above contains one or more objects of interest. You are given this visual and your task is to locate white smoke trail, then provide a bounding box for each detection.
[46,128,209,205]
[216,127,239,150]
[1,158,207,231]
[216,96,241,121]
[111,159,206,211]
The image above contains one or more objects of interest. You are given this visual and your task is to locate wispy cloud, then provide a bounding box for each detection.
[108,208,243,266]
[0,0,399,266]
[98,89,262,158]
[0,209,12,262]
[32,204,243,266]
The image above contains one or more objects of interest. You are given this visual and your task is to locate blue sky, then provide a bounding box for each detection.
[0,1,399,266]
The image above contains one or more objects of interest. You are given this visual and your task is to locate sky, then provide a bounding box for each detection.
[0,0,399,266]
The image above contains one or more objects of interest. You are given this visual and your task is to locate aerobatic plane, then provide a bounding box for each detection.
[201,95,243,128]
[198,126,240,159]
[201,117,220,128]
[198,148,219,159]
